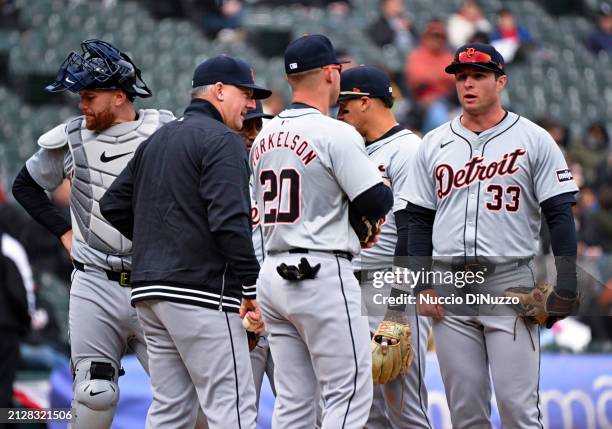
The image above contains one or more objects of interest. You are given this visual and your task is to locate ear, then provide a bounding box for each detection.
[213,82,225,101]
[497,74,507,90]
[323,68,333,84]
[114,90,128,107]
[360,96,370,112]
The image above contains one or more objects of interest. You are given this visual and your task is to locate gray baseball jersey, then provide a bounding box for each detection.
[249,179,265,264]
[350,127,433,428]
[250,106,383,255]
[25,109,173,429]
[26,109,174,270]
[252,105,382,428]
[407,112,578,258]
[353,127,421,271]
[406,111,578,428]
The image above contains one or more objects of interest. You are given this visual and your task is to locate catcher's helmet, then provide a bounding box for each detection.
[45,39,152,98]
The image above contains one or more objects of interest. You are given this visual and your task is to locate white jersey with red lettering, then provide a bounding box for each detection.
[250,106,383,256]
[250,105,382,428]
[249,179,265,264]
[354,126,421,271]
[406,110,579,429]
[407,111,578,259]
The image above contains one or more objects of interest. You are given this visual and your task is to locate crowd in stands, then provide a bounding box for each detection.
[0,1,610,383]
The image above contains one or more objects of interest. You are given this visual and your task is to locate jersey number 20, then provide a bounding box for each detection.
[260,169,301,224]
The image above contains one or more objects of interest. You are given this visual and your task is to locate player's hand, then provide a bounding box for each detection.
[416,289,445,321]
[60,229,73,256]
[240,298,265,335]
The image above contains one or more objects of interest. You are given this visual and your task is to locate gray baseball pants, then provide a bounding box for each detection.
[135,299,257,429]
[257,251,373,429]
[432,261,542,429]
[360,273,433,429]
[69,267,148,428]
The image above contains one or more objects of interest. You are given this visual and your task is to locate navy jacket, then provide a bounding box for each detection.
[100,99,259,312]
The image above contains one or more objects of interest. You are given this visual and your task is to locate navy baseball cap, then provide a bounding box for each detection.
[192,55,272,99]
[338,65,393,102]
[445,43,505,75]
[284,34,349,75]
[244,100,274,121]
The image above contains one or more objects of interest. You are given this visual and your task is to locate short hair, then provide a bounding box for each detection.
[191,84,213,98]
[378,96,394,109]
[286,68,322,88]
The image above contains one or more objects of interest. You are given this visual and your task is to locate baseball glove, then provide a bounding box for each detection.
[504,282,580,328]
[371,320,413,384]
[247,331,258,352]
[348,203,384,248]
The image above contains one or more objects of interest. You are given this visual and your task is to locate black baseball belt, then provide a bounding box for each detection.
[268,248,353,262]
[73,260,131,286]
[440,257,532,276]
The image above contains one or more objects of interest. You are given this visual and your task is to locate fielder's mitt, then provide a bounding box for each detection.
[504,282,579,328]
[349,203,383,248]
[371,320,413,384]
[247,331,258,352]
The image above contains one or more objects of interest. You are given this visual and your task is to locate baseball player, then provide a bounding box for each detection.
[11,39,173,428]
[337,65,433,429]
[403,43,579,428]
[250,34,393,429]
[239,100,277,405]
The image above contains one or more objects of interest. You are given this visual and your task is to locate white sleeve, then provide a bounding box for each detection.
[406,137,437,210]
[25,147,69,192]
[389,137,420,212]
[329,125,383,201]
[532,129,579,203]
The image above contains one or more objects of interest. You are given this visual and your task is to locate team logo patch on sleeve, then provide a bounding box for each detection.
[556,168,573,183]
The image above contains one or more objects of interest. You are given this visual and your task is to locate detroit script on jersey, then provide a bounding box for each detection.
[435,148,526,199]
[406,112,578,257]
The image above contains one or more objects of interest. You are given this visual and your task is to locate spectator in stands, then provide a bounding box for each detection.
[0,0,18,29]
[586,3,612,54]
[469,30,491,44]
[540,0,586,16]
[405,19,455,132]
[202,0,244,41]
[447,0,492,49]
[20,293,69,371]
[254,0,351,13]
[537,116,570,149]
[0,221,32,418]
[490,8,535,63]
[336,49,357,70]
[584,121,610,152]
[595,150,612,189]
[368,0,417,53]
[592,185,612,252]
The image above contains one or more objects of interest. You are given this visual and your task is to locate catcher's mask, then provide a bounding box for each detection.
[45,39,152,98]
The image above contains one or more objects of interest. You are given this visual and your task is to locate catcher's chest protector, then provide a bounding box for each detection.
[66,109,169,255]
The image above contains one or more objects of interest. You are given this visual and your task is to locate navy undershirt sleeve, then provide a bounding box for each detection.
[541,192,578,296]
[394,206,409,259]
[352,182,394,219]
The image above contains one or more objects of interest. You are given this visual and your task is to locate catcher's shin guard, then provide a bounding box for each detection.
[70,358,120,429]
